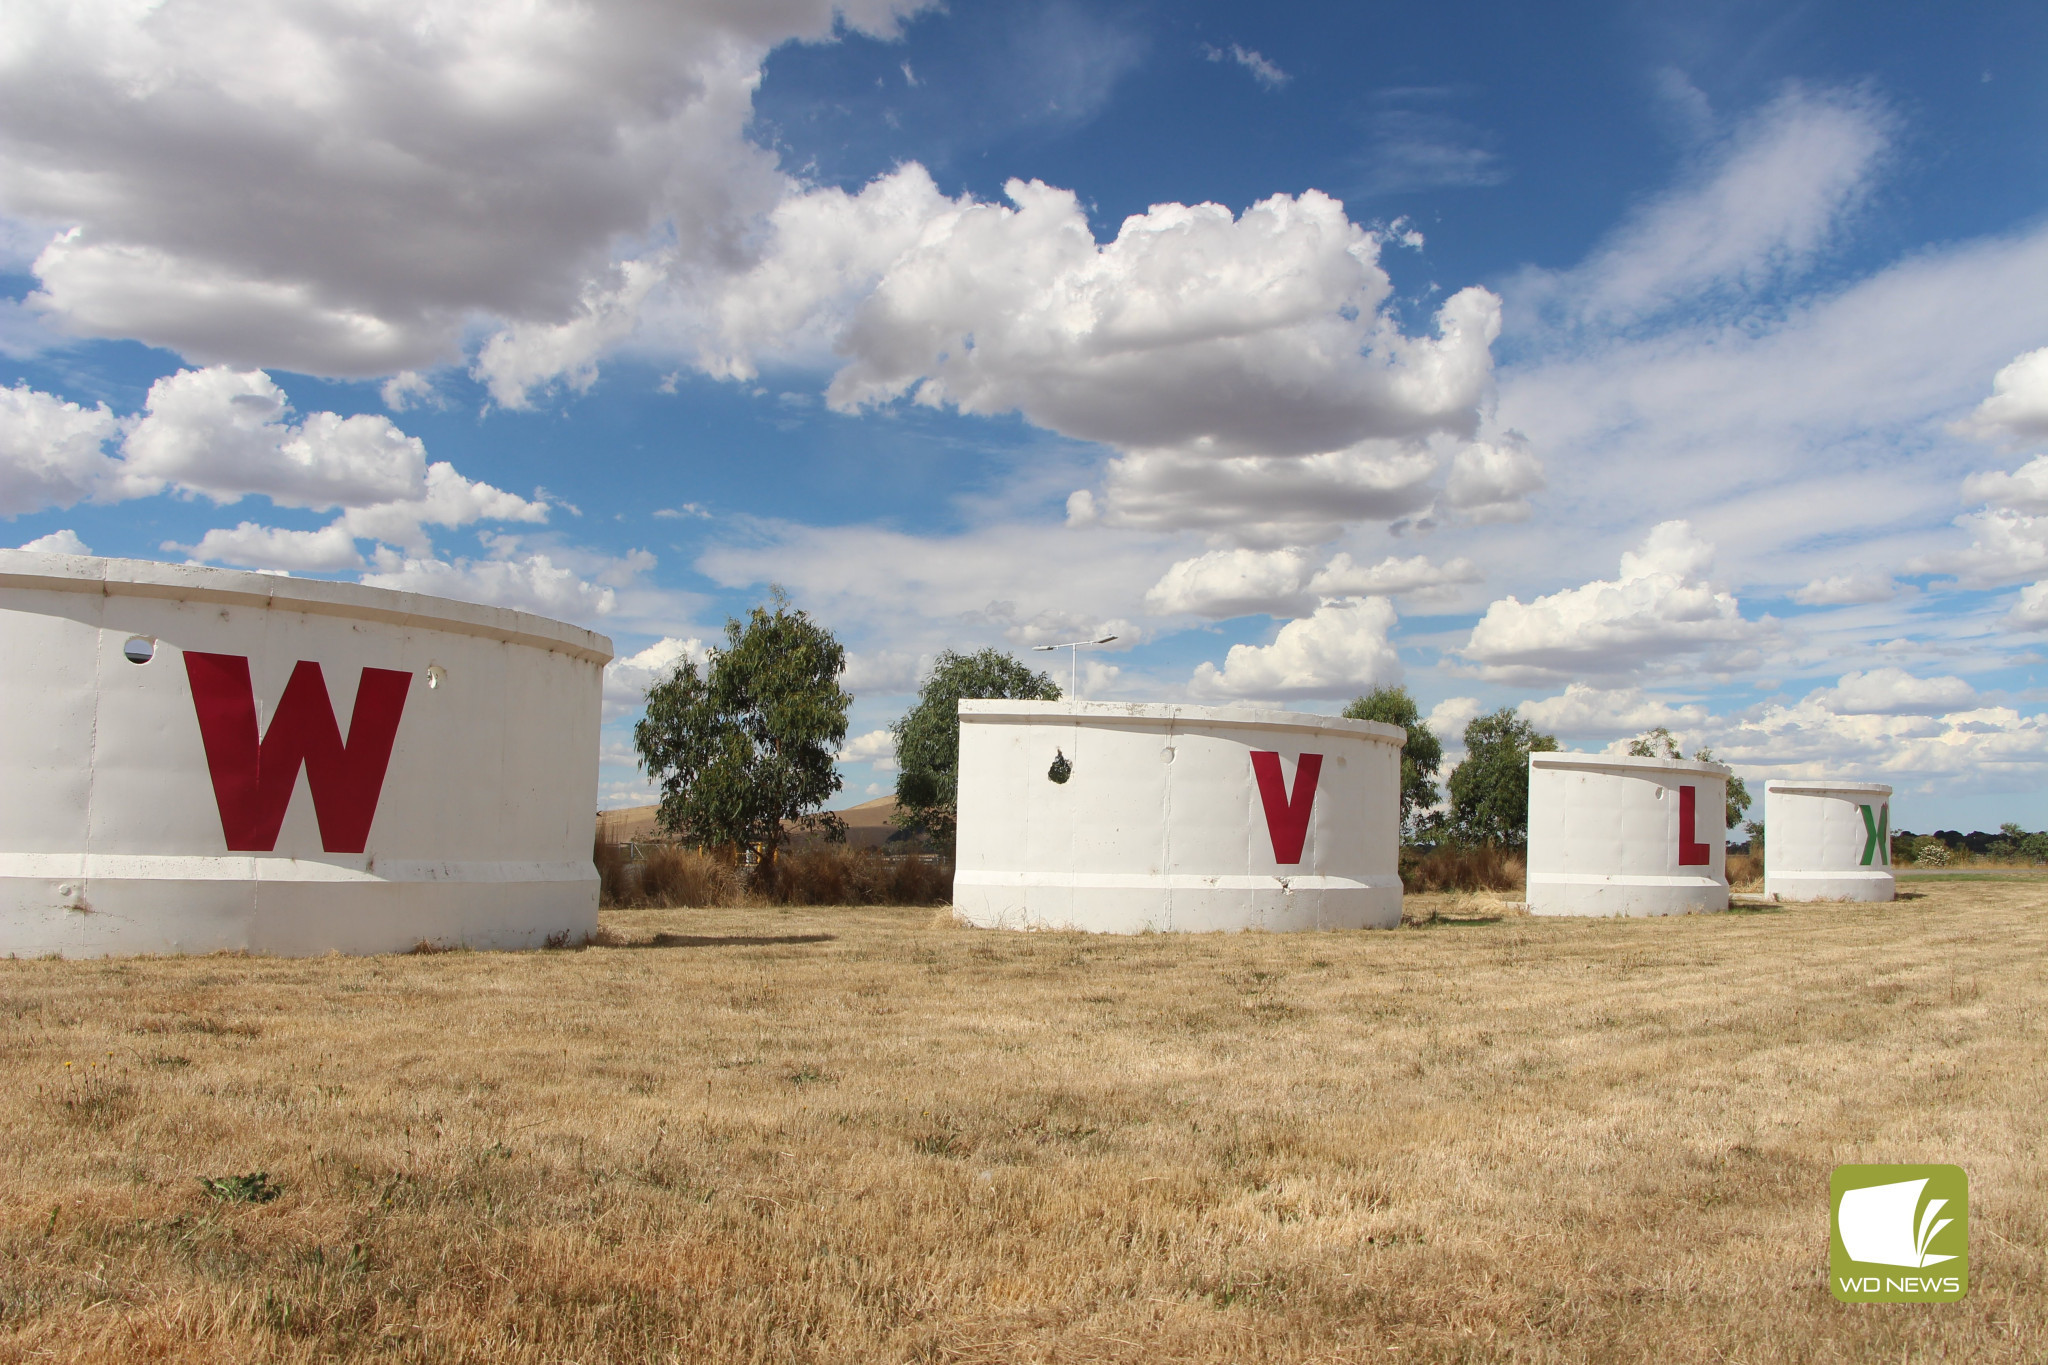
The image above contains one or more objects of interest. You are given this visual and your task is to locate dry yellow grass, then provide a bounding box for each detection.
[3,882,2045,1363]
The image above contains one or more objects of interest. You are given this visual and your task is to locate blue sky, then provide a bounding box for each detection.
[5,0,2048,830]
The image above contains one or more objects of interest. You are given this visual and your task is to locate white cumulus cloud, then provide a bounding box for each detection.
[3,0,928,375]
[1443,435,1545,522]
[1955,347,2048,448]
[1307,552,1482,600]
[1925,490,2048,588]
[1460,520,1752,681]
[379,371,438,412]
[1814,667,1977,717]
[686,167,1500,540]
[1190,595,1400,699]
[120,367,431,508]
[603,635,709,717]
[1707,698,2048,791]
[1426,696,1483,764]
[14,528,91,555]
[335,461,549,554]
[1516,682,1711,740]
[1,368,549,562]
[361,546,623,622]
[839,729,898,771]
[168,521,365,572]
[1088,440,1443,543]
[1145,547,1313,618]
[1146,547,1480,619]
[1961,452,2048,516]
[0,382,122,515]
[2010,581,2048,632]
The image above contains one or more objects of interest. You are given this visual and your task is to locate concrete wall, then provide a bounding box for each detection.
[953,700,1404,933]
[1764,781,1895,902]
[0,552,610,956]
[1527,752,1731,917]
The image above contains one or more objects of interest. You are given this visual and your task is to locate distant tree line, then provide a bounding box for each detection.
[1338,696,1762,850]
[630,602,1803,866]
[1892,824,2048,866]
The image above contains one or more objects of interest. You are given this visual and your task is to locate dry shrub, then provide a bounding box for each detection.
[593,830,633,907]
[595,831,948,908]
[594,835,739,909]
[1402,843,1526,894]
[763,846,952,907]
[1726,850,1763,889]
[638,845,740,908]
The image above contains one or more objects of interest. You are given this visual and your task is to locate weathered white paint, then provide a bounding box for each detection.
[1526,751,1730,917]
[0,552,610,956]
[1763,780,1895,902]
[953,700,1404,933]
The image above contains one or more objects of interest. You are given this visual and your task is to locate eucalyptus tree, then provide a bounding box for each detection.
[635,591,850,873]
[892,648,1060,854]
[1342,684,1443,840]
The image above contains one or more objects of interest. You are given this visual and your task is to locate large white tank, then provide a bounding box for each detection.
[952,699,1404,933]
[1526,751,1731,917]
[1763,780,1895,901]
[0,551,611,957]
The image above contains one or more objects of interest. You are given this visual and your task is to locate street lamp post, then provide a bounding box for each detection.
[1033,635,1118,698]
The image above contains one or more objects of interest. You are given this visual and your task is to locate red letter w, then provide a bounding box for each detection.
[1251,752,1322,865]
[184,652,412,853]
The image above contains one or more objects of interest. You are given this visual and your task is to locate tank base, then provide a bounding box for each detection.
[1764,870,1895,902]
[953,871,1401,933]
[1527,872,1728,918]
[2,856,597,956]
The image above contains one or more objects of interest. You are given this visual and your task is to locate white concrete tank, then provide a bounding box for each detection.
[0,551,611,957]
[1526,751,1731,917]
[952,699,1404,933]
[1762,780,1895,902]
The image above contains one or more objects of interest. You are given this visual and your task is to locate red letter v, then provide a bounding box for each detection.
[1251,751,1322,865]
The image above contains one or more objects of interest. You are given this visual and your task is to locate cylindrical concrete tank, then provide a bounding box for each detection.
[1526,751,1731,917]
[1763,780,1895,902]
[952,700,1404,933]
[0,551,612,957]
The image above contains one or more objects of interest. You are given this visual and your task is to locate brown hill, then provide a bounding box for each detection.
[596,794,906,851]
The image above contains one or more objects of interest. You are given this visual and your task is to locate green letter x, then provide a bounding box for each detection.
[1860,803,1889,866]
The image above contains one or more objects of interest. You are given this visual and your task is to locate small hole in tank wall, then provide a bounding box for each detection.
[122,636,155,664]
[1047,750,1072,784]
[426,664,446,690]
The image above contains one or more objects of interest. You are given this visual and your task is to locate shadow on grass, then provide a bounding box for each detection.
[637,933,839,949]
[1403,914,1508,928]
[1725,902,1785,915]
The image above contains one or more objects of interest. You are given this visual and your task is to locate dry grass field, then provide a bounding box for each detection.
[3,882,2045,1363]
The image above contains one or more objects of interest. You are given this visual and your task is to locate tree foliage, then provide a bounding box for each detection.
[1445,709,1559,848]
[1342,685,1442,838]
[893,648,1060,852]
[634,592,850,871]
[1626,727,1751,830]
